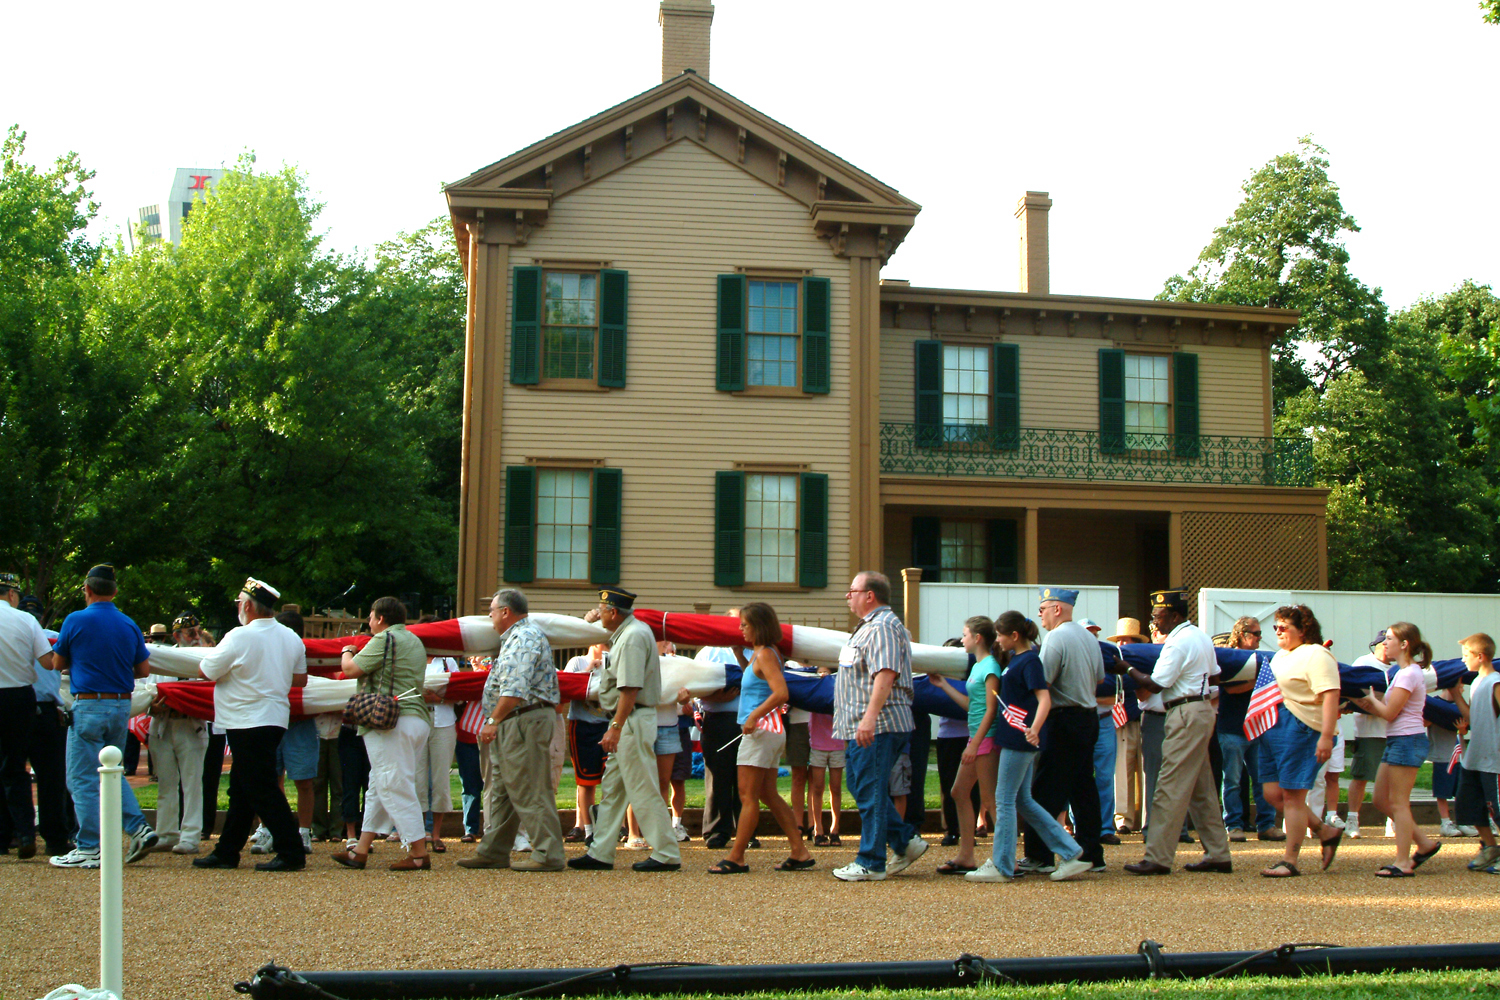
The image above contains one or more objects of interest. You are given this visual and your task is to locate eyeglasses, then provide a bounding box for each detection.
[1273,624,1290,633]
[846,588,870,596]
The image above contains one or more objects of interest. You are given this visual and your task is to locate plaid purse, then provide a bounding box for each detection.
[343,632,401,730]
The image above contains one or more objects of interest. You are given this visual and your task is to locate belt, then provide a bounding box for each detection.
[1143,709,1166,716]
[74,692,131,700]
[633,703,655,713]
[1163,694,1210,711]
[505,702,554,721]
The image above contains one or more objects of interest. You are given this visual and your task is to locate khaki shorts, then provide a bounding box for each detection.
[737,728,786,769]
[809,747,845,769]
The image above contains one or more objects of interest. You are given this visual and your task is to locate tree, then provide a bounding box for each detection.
[1161,137,1387,405]
[1484,0,1499,24]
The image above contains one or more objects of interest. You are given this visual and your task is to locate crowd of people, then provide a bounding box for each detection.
[1,565,1496,882]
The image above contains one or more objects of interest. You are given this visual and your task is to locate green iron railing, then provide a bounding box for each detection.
[880,423,1315,487]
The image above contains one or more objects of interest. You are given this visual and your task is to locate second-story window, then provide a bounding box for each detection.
[943,345,990,441]
[747,280,799,387]
[542,272,598,380]
[1124,353,1170,445]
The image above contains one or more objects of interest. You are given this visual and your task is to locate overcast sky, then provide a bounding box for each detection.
[5,0,1494,309]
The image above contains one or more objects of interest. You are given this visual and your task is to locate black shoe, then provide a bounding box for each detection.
[568,853,614,870]
[704,836,729,850]
[254,855,306,872]
[632,857,681,872]
[940,833,959,846]
[1099,833,1122,845]
[1178,831,1195,844]
[46,841,75,857]
[748,837,761,849]
[193,853,239,869]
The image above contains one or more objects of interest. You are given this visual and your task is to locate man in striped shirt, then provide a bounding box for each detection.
[831,571,926,881]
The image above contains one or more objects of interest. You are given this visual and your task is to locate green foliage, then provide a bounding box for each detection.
[1161,137,1386,404]
[1485,0,1500,23]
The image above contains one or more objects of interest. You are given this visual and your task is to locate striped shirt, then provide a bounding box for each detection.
[832,605,915,740]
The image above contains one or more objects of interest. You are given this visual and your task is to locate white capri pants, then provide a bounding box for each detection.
[361,716,431,846]
[418,723,457,814]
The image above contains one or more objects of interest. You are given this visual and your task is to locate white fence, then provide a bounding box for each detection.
[918,583,1120,646]
[1197,588,1500,666]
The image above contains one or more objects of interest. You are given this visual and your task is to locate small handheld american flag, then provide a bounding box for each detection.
[1111,700,1127,728]
[1000,700,1029,732]
[457,701,486,737]
[756,704,787,735]
[128,713,152,743]
[1449,738,1464,774]
[1242,657,1282,741]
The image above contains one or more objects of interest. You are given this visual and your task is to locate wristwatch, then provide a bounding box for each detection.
[609,720,623,730]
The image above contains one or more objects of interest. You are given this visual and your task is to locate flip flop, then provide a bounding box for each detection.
[1412,843,1442,869]
[428,839,447,853]
[936,860,978,875]
[1376,864,1414,877]
[775,856,816,871]
[1260,860,1300,878]
[1320,829,1343,870]
[708,859,749,874]
[460,835,478,844]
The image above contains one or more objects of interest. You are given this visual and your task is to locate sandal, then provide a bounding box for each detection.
[827,834,841,846]
[775,856,816,871]
[1412,843,1441,869]
[936,860,978,875]
[460,834,478,844]
[814,834,830,847]
[1320,829,1343,870]
[1260,860,1300,878]
[331,849,369,870]
[1376,864,1414,877]
[390,855,431,871]
[708,859,749,874]
[428,838,446,853]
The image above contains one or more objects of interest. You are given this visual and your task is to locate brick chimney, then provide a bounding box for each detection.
[660,0,714,81]
[1014,191,1052,295]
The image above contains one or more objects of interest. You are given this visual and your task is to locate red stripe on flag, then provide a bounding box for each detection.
[1001,702,1028,732]
[1450,738,1464,774]
[1111,700,1127,728]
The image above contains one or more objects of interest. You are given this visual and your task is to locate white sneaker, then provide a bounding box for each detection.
[1459,825,1480,838]
[1345,817,1361,839]
[1385,819,1396,837]
[514,831,533,852]
[886,835,929,875]
[964,859,1013,882]
[344,838,361,852]
[673,820,690,843]
[249,826,273,854]
[1324,812,1346,830]
[125,826,159,864]
[50,848,102,868]
[1440,818,1461,838]
[300,829,313,853]
[1015,857,1055,874]
[623,837,649,852]
[832,861,886,881]
[172,840,201,855]
[1051,856,1093,881]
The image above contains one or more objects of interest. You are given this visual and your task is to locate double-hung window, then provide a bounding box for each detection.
[715,274,831,394]
[942,345,990,442]
[510,266,628,389]
[535,469,592,581]
[503,465,623,585]
[744,473,799,584]
[1123,353,1170,447]
[713,469,829,589]
[747,281,799,387]
[542,272,598,381]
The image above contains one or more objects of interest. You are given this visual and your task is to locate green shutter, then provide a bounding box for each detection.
[987,519,1019,584]
[714,471,745,587]
[914,340,943,448]
[911,516,941,583]
[598,269,627,389]
[798,472,829,589]
[589,467,622,585]
[510,266,542,385]
[1173,351,1200,459]
[802,276,831,394]
[1098,348,1126,455]
[993,342,1020,451]
[503,465,536,582]
[716,274,746,391]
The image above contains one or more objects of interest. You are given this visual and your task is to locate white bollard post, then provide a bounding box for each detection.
[98,745,124,998]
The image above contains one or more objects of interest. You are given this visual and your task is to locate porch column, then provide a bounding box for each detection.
[1023,507,1040,584]
[1168,510,1183,587]
[901,567,922,643]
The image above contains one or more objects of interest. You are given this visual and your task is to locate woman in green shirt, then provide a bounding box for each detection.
[331,596,434,871]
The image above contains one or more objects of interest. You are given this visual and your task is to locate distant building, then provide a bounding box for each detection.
[126,167,224,249]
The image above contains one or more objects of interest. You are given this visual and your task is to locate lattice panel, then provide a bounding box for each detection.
[1181,512,1320,612]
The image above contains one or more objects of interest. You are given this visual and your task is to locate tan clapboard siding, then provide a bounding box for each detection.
[1196,344,1268,437]
[1012,337,1103,431]
[498,140,853,622]
[879,324,920,424]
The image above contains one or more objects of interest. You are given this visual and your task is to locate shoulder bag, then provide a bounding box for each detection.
[343,631,402,730]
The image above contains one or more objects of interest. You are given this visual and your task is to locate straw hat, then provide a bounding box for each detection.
[1107,617,1150,644]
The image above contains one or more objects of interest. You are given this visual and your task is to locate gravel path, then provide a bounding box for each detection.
[5,834,1496,1000]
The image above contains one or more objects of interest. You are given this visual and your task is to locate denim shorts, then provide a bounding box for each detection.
[1259,711,1322,791]
[654,724,683,756]
[276,717,320,781]
[1382,732,1430,768]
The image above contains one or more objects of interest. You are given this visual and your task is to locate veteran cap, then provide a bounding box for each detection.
[0,572,18,591]
[598,586,637,610]
[86,564,116,583]
[1150,588,1190,614]
[1038,587,1079,606]
[172,612,200,631]
[238,576,281,607]
[18,596,43,618]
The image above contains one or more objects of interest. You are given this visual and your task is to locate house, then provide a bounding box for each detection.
[444,0,1328,626]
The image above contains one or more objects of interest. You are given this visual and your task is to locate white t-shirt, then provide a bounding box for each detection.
[0,602,50,688]
[200,617,306,730]
[428,658,458,728]
[1350,654,1390,737]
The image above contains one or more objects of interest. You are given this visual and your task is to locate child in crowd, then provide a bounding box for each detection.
[807,693,843,846]
[1429,683,1478,839]
[1452,633,1500,872]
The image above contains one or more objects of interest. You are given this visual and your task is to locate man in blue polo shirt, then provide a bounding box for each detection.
[49,564,159,869]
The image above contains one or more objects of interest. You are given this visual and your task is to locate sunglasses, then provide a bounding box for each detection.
[1273,624,1290,633]
[1245,629,1262,637]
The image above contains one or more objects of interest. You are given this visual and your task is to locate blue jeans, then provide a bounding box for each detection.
[454,740,484,836]
[1218,731,1274,832]
[994,748,1080,876]
[845,733,917,871]
[67,700,148,851]
[1094,714,1117,836]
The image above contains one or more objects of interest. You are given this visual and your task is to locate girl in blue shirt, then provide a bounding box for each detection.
[930,616,1001,874]
[967,611,1091,883]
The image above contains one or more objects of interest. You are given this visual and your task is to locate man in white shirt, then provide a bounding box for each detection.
[1115,589,1232,875]
[192,577,307,872]
[0,572,56,860]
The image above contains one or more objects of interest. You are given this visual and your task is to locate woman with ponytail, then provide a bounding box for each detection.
[1353,621,1442,876]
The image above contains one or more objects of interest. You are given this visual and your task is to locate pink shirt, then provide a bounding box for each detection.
[808,712,840,752]
[1386,665,1428,737]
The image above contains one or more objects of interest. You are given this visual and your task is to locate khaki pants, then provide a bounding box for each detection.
[151,716,210,845]
[1144,701,1231,866]
[586,711,680,865]
[1114,718,1142,830]
[478,709,565,867]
